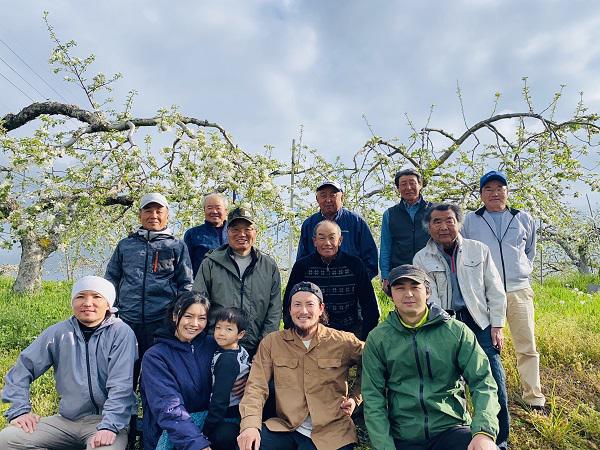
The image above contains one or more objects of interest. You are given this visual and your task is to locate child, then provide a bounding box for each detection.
[203,307,251,442]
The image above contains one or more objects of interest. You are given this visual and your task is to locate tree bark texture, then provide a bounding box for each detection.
[12,233,58,294]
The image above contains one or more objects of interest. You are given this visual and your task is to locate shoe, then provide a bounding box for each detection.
[529,405,548,415]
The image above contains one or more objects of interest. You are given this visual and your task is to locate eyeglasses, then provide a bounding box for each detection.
[228,226,255,235]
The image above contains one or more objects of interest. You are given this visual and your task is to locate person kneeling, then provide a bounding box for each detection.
[0,276,137,450]
[237,281,363,450]
[362,265,500,450]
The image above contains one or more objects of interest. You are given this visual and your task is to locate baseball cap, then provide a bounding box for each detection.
[316,180,343,192]
[479,171,507,191]
[288,281,324,302]
[228,206,256,226]
[140,193,169,209]
[388,265,429,286]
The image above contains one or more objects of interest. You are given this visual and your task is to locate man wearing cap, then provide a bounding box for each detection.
[0,276,137,450]
[237,281,363,450]
[296,180,379,280]
[284,220,380,340]
[105,192,193,385]
[362,265,499,450]
[462,170,545,412]
[193,206,281,357]
[184,193,229,277]
[413,203,509,448]
[380,168,432,291]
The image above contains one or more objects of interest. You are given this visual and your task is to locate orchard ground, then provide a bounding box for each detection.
[0,275,599,450]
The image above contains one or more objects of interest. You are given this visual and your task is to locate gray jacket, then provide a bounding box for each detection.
[2,316,137,433]
[413,237,507,329]
[462,207,536,292]
[193,245,281,355]
[105,228,194,323]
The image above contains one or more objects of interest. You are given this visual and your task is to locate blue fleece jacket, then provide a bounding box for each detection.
[183,220,228,277]
[141,329,217,450]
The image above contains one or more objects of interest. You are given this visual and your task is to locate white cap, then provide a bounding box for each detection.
[140,193,169,209]
[71,276,116,309]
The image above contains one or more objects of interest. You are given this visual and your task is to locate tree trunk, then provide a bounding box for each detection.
[577,244,593,274]
[12,234,57,294]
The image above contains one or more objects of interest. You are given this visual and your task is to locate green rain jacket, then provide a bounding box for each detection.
[362,303,500,449]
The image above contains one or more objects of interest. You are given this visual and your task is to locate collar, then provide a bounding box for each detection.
[401,196,424,209]
[319,208,344,222]
[398,307,430,329]
[136,227,173,241]
[204,219,227,229]
[475,206,520,216]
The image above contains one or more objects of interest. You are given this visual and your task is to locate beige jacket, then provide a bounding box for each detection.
[413,236,506,329]
[239,324,363,450]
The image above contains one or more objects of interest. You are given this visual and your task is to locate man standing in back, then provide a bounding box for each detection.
[184,193,229,277]
[462,170,545,412]
[297,180,378,280]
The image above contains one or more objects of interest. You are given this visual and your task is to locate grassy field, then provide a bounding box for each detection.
[0,274,599,449]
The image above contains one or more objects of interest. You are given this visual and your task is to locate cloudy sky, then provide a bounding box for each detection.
[2,0,600,271]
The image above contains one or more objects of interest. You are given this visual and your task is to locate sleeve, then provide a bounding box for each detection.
[460,213,472,239]
[296,217,311,261]
[141,349,211,450]
[174,242,194,293]
[359,216,379,280]
[239,337,273,432]
[355,260,380,339]
[347,334,364,405]
[282,260,305,329]
[261,263,282,337]
[203,352,241,436]
[457,326,500,439]
[361,334,396,450]
[412,252,443,306]
[97,325,138,433]
[482,246,507,327]
[193,258,212,297]
[104,242,123,305]
[183,229,198,277]
[525,214,537,263]
[379,210,391,279]
[2,329,55,421]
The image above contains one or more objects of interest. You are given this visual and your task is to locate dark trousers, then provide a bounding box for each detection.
[124,319,163,390]
[206,422,240,450]
[456,310,510,447]
[394,426,486,450]
[260,424,355,450]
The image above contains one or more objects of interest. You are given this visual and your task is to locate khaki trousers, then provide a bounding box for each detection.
[0,414,128,450]
[507,287,546,406]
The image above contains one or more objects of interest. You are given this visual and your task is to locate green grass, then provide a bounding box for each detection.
[1,274,599,449]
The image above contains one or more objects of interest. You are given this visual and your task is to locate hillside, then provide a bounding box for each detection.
[0,275,599,449]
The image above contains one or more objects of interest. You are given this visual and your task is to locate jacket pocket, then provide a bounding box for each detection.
[156,249,175,273]
[273,358,299,388]
[317,358,343,385]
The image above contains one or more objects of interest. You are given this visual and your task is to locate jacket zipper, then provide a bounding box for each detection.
[425,349,434,380]
[141,238,150,323]
[480,212,517,292]
[411,333,430,440]
[85,340,100,414]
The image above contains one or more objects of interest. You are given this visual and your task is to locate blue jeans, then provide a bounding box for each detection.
[456,310,510,447]
[260,424,355,450]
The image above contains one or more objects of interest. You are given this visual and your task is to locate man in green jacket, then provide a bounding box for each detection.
[193,206,282,357]
[362,265,500,450]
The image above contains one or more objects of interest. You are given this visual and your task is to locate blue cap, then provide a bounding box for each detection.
[316,180,343,192]
[480,171,507,191]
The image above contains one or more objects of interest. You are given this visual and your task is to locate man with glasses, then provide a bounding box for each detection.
[193,206,282,357]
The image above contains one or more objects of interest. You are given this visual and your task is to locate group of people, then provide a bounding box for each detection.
[0,169,545,450]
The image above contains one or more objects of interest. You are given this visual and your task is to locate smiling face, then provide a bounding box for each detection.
[391,279,429,323]
[481,179,508,212]
[289,291,325,339]
[227,219,256,256]
[174,303,208,343]
[428,208,461,249]
[397,174,422,205]
[313,221,342,260]
[204,195,227,227]
[214,320,245,350]
[139,203,169,231]
[72,290,110,327]
[316,186,343,219]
